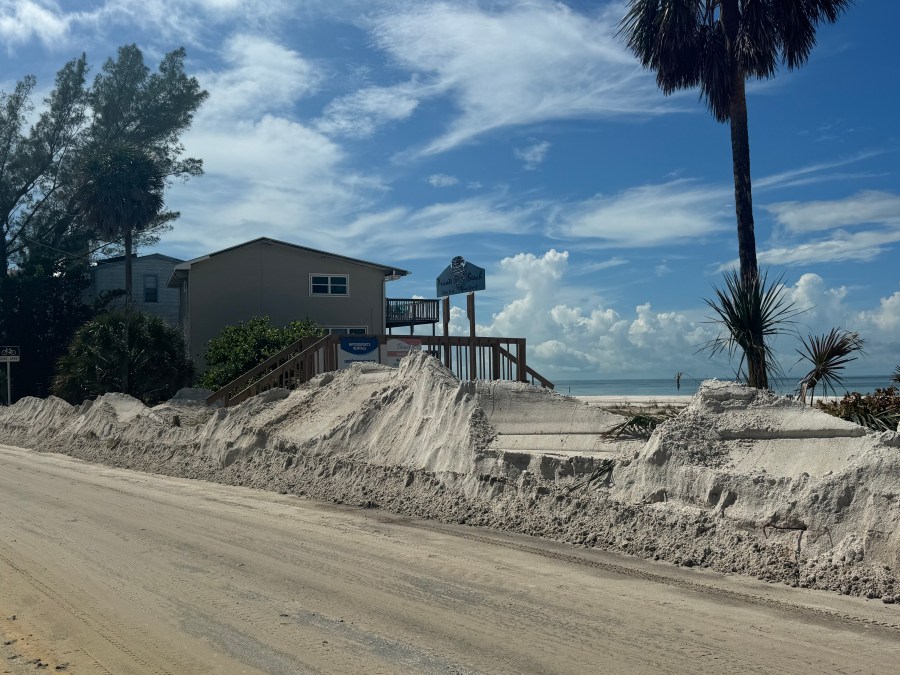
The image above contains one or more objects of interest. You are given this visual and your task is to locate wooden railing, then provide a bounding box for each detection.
[205,335,333,407]
[206,334,553,407]
[385,298,440,326]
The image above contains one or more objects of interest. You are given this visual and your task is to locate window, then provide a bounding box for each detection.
[143,274,158,303]
[310,274,349,296]
[324,327,367,335]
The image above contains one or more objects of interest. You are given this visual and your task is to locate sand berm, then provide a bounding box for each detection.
[2,351,899,601]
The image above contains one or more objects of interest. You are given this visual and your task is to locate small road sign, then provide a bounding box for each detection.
[0,346,20,363]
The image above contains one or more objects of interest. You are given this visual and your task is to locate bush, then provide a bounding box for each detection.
[817,387,900,432]
[200,316,324,391]
[52,310,193,404]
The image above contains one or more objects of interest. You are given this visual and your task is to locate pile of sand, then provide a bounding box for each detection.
[1,353,898,600]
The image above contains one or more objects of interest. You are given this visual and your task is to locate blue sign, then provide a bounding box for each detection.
[436,256,486,297]
[339,336,378,355]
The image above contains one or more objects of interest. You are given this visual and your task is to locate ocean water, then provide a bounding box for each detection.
[554,375,896,398]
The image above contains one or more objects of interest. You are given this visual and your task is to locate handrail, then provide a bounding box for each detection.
[205,335,329,406]
[208,332,553,407]
[224,335,333,407]
[499,346,555,390]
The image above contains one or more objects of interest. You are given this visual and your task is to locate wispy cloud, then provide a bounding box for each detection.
[356,0,666,156]
[553,180,731,247]
[766,190,900,232]
[317,83,422,138]
[0,0,70,46]
[427,174,459,188]
[515,140,550,170]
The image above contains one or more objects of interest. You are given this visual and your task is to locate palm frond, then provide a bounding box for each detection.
[702,269,800,388]
[892,366,900,385]
[794,328,865,405]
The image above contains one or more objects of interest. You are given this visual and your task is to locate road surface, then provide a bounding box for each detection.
[1,443,899,674]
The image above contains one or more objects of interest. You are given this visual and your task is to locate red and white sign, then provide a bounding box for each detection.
[381,338,422,367]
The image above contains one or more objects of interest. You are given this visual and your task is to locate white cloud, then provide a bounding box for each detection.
[515,140,550,170]
[427,174,459,188]
[0,1,69,45]
[554,180,730,247]
[766,190,900,232]
[199,34,321,119]
[470,255,900,379]
[361,0,664,155]
[757,229,900,267]
[317,83,421,138]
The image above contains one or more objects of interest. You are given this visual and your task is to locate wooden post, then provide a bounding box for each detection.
[442,296,451,369]
[517,338,526,383]
[467,292,476,380]
[491,342,501,380]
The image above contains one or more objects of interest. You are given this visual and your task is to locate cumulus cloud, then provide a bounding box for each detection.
[427,174,459,188]
[514,141,550,170]
[471,254,899,379]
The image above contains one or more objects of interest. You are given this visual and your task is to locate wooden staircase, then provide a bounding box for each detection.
[206,335,553,407]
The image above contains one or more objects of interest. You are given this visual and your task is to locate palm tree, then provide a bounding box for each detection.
[74,142,165,393]
[795,329,865,405]
[620,0,851,387]
[53,310,193,404]
[892,366,900,385]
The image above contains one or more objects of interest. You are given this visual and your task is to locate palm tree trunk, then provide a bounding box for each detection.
[122,225,132,394]
[728,73,759,286]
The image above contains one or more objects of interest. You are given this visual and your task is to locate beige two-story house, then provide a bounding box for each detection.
[167,238,411,368]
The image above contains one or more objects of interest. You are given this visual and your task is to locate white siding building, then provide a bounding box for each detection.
[85,253,183,327]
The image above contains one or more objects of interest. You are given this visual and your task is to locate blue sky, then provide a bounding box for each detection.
[3,0,898,382]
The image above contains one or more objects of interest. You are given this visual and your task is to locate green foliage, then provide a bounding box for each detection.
[703,270,798,389]
[0,264,93,401]
[1,44,207,273]
[52,310,193,404]
[818,388,900,433]
[618,0,852,122]
[892,366,900,384]
[795,329,865,405]
[200,317,325,391]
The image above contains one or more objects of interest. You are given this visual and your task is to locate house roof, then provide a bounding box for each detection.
[166,237,410,288]
[96,253,185,266]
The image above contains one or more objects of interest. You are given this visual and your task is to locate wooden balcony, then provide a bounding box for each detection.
[385,298,440,330]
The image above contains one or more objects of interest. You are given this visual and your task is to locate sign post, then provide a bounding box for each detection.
[0,346,21,406]
[436,257,486,381]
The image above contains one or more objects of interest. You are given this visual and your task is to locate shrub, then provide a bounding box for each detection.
[200,316,324,391]
[817,387,900,432]
[53,310,193,404]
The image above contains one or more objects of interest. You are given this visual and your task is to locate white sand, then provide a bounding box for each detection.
[1,352,898,599]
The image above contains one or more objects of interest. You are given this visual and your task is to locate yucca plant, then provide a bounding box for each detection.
[795,329,865,405]
[703,269,798,389]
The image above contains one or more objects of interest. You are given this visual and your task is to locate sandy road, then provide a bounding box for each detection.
[1,445,899,674]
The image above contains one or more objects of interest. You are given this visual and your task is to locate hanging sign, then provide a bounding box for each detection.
[436,256,486,297]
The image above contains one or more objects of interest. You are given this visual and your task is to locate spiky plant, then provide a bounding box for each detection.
[703,269,798,389]
[892,366,900,384]
[795,329,865,405]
